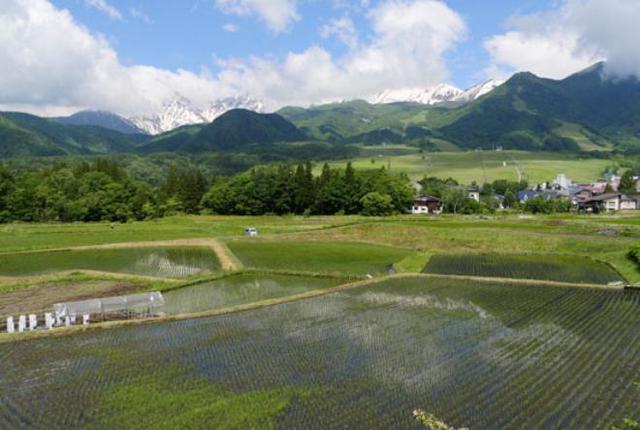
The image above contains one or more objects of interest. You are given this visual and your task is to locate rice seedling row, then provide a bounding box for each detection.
[0,277,638,429]
[423,253,623,284]
[227,240,411,276]
[447,290,592,422]
[504,291,639,429]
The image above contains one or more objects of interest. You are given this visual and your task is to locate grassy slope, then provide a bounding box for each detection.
[324,148,612,183]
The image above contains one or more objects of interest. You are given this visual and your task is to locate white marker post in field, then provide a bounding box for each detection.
[28,314,37,331]
[44,313,54,330]
[6,316,15,334]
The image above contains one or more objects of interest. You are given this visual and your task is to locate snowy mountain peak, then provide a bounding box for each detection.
[455,79,504,103]
[130,96,264,135]
[369,84,463,105]
[369,79,504,106]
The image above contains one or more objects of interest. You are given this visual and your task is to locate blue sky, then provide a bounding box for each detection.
[51,0,556,88]
[2,0,633,116]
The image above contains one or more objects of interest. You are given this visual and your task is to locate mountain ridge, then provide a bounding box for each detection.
[368,80,504,106]
[2,62,640,158]
[53,110,147,135]
[141,109,307,153]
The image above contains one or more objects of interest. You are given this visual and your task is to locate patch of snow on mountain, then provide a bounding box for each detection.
[130,96,264,135]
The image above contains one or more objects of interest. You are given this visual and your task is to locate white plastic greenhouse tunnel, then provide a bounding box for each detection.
[54,292,166,323]
[2,291,166,334]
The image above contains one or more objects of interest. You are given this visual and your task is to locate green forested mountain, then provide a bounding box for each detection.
[278,62,640,153]
[142,109,307,153]
[278,100,427,141]
[439,63,640,151]
[0,112,146,157]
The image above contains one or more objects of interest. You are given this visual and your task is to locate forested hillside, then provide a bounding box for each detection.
[0,112,146,157]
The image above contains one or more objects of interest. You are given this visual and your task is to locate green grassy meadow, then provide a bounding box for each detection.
[325,148,613,183]
[0,215,350,253]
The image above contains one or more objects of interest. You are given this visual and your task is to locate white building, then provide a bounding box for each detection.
[411,196,443,215]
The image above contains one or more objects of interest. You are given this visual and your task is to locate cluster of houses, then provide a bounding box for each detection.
[519,173,640,213]
[411,173,640,214]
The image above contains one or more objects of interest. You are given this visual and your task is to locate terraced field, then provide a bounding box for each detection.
[162,273,346,315]
[0,247,220,278]
[423,254,623,285]
[1,277,638,429]
[227,240,411,276]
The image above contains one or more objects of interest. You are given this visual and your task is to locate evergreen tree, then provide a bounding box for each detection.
[0,165,15,220]
[503,190,518,209]
[343,162,361,214]
[314,164,346,214]
[619,170,637,194]
[293,162,315,213]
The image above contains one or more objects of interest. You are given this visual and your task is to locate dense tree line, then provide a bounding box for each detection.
[202,162,414,216]
[0,157,588,222]
[0,160,415,222]
[0,160,210,223]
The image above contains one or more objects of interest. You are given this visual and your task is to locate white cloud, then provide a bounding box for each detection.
[320,16,358,49]
[484,0,640,80]
[216,0,466,108]
[569,0,640,78]
[85,0,122,20]
[129,7,152,24]
[0,0,466,116]
[214,0,299,33]
[484,30,598,80]
[223,22,239,32]
[0,0,217,116]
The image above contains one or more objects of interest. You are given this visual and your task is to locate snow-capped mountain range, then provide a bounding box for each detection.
[122,79,503,135]
[130,95,264,135]
[368,79,503,105]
